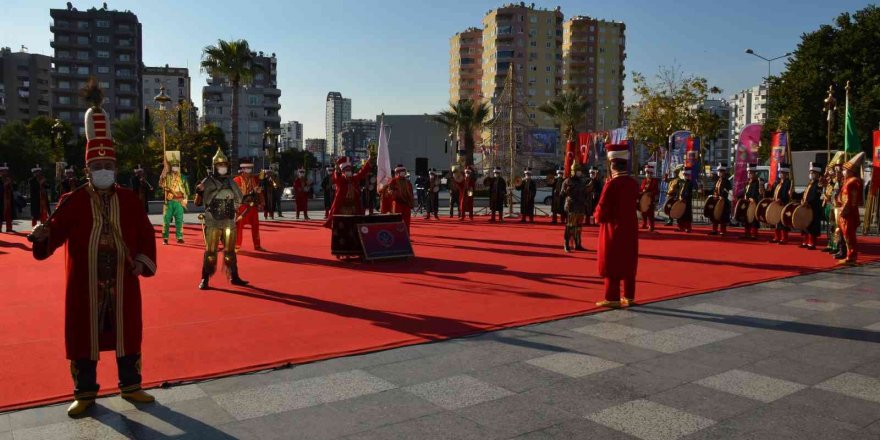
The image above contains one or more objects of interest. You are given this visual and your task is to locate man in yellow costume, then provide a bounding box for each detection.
[159,155,189,245]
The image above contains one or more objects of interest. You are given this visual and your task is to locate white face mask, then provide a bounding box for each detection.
[90,169,115,189]
[344,171,353,178]
[298,172,305,177]
[171,166,180,173]
[216,166,228,175]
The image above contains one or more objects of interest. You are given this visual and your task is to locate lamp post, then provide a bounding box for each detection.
[262,127,274,170]
[153,84,172,153]
[822,85,837,162]
[744,49,791,124]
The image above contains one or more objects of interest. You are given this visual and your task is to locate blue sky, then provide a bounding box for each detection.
[2,0,873,138]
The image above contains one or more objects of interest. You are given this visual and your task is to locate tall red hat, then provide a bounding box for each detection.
[605,143,629,162]
[336,157,352,170]
[84,107,115,164]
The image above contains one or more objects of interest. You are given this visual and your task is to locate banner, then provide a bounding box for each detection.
[844,95,860,154]
[659,130,690,208]
[577,133,591,166]
[873,130,880,196]
[376,120,391,191]
[528,129,560,157]
[769,132,788,187]
[734,123,762,197]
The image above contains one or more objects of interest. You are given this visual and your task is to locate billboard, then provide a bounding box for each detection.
[528,129,560,157]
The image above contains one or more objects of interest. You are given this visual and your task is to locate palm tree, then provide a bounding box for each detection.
[201,39,264,169]
[537,90,590,142]
[431,99,491,166]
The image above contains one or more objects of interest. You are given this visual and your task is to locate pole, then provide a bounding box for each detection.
[506,71,516,219]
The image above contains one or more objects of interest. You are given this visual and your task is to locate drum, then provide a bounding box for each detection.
[703,196,718,220]
[781,202,799,229]
[734,198,749,223]
[669,200,686,220]
[746,199,758,224]
[765,201,784,226]
[663,198,675,217]
[331,214,403,258]
[713,198,727,223]
[755,198,774,224]
[792,204,813,230]
[638,192,653,213]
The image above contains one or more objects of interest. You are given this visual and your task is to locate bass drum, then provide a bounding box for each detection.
[792,204,813,230]
[663,198,676,217]
[713,197,727,223]
[781,202,799,229]
[746,199,758,224]
[755,198,774,224]
[703,196,718,221]
[669,200,686,220]
[765,201,784,226]
[638,192,653,214]
[733,198,749,223]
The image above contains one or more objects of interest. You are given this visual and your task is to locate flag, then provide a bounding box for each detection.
[769,132,787,187]
[734,123,762,197]
[844,95,861,154]
[578,133,591,165]
[376,118,391,191]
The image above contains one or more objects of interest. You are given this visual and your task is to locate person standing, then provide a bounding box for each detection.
[414,174,427,215]
[456,166,476,221]
[837,152,864,264]
[708,163,732,236]
[741,164,764,240]
[60,167,81,195]
[586,166,602,226]
[425,168,441,220]
[486,167,506,222]
[366,172,378,215]
[0,164,14,233]
[389,164,415,232]
[321,166,335,219]
[159,158,188,245]
[29,165,51,227]
[261,168,280,220]
[595,144,640,308]
[663,165,684,226]
[234,159,264,251]
[676,167,693,233]
[449,170,460,218]
[29,91,157,417]
[130,165,152,213]
[324,155,373,227]
[562,162,589,252]
[639,164,659,231]
[293,168,311,220]
[550,168,566,225]
[799,162,824,250]
[517,168,537,223]
[769,163,792,244]
[195,148,248,290]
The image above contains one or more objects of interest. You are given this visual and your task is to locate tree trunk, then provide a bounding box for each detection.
[464,133,475,166]
[230,80,240,170]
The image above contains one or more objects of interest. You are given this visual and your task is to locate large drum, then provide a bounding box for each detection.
[663,198,676,217]
[746,199,758,224]
[781,202,799,229]
[733,198,749,223]
[765,200,784,226]
[703,196,718,220]
[638,192,653,214]
[755,198,774,224]
[792,204,813,230]
[331,214,403,258]
[713,198,727,222]
[669,200,686,220]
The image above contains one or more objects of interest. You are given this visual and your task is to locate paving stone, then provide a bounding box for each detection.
[229,404,367,440]
[11,412,133,440]
[648,383,762,422]
[530,332,664,364]
[761,280,798,289]
[577,366,690,400]
[583,309,641,322]
[519,377,640,418]
[571,322,651,341]
[343,411,504,440]
[623,324,740,353]
[694,369,806,403]
[587,399,715,440]
[865,321,880,331]
[120,398,236,439]
[628,354,729,384]
[102,384,208,412]
[327,389,442,431]
[779,339,880,370]
[798,306,880,331]
[212,370,396,420]
[468,361,568,393]
[512,418,637,439]
[454,394,577,438]
[782,298,846,312]
[854,300,880,310]
[197,369,288,396]
[741,355,845,385]
[815,372,880,404]
[713,403,866,440]
[0,415,8,433]
[771,388,880,429]
[525,352,622,378]
[403,374,513,410]
[801,279,857,290]
[711,328,824,358]
[0,432,9,440]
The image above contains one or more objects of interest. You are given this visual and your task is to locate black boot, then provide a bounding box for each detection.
[574,230,586,251]
[198,278,210,290]
[231,275,249,286]
[563,229,571,253]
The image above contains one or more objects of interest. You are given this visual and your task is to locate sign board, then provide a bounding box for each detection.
[357,222,414,261]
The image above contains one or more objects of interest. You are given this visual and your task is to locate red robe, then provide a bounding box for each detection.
[234,174,263,247]
[324,162,372,228]
[595,174,639,279]
[639,178,659,201]
[456,177,476,215]
[32,185,157,361]
[838,176,863,261]
[389,176,414,230]
[293,177,309,213]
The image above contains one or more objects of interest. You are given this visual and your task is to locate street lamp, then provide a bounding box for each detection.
[153,84,172,152]
[744,49,791,123]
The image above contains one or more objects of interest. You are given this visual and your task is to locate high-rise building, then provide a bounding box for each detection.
[729,84,768,138]
[279,120,303,151]
[325,92,351,158]
[304,138,326,158]
[700,99,732,165]
[479,4,563,129]
[563,16,626,131]
[202,51,281,159]
[449,27,483,104]
[50,4,143,134]
[143,65,190,110]
[0,46,52,127]
[337,119,377,160]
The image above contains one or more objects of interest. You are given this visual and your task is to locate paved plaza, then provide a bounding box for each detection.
[2,261,880,439]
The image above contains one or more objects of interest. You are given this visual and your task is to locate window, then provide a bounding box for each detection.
[97,50,109,59]
[76,66,89,75]
[119,39,131,47]
[96,20,109,28]
[58,96,71,104]
[97,66,110,74]
[530,41,536,47]
[248,95,260,105]
[530,16,537,23]
[119,83,131,92]
[545,66,552,72]
[58,80,71,89]
[118,98,132,107]
[119,24,131,31]
[116,68,131,77]
[59,111,71,119]
[57,65,70,74]
[99,81,110,89]
[57,50,71,59]
[77,21,89,29]
[545,42,551,48]
[118,54,130,62]
[77,36,89,44]
[76,51,89,60]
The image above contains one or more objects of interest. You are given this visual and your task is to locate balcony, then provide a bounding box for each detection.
[263,88,281,97]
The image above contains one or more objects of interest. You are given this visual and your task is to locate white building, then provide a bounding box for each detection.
[325,91,351,158]
[729,84,767,138]
[700,99,732,166]
[279,120,303,151]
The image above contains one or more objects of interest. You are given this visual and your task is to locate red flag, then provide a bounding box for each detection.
[564,139,576,178]
[872,130,880,196]
[578,133,591,165]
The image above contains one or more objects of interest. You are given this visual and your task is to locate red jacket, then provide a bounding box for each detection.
[595,174,640,279]
[640,177,659,198]
[324,162,372,227]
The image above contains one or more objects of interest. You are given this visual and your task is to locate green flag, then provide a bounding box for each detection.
[844,98,860,154]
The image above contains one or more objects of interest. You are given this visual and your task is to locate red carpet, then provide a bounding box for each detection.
[1,216,878,411]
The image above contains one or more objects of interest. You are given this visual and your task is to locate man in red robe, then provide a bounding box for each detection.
[293,168,311,220]
[456,166,476,221]
[595,144,640,308]
[29,88,158,417]
[639,163,659,231]
[324,155,373,228]
[388,164,415,232]
[234,160,264,251]
[837,152,865,265]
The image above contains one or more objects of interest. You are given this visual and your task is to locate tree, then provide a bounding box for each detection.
[770,5,880,153]
[537,89,590,141]
[277,149,317,184]
[201,39,265,169]
[113,114,149,173]
[431,99,491,166]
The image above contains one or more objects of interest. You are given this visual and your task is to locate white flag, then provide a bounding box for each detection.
[376,120,392,191]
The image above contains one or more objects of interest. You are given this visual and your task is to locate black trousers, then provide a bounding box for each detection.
[71,353,142,400]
